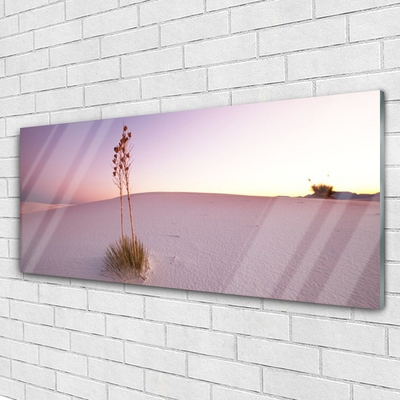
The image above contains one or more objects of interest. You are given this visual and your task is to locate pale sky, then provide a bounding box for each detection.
[20,91,381,205]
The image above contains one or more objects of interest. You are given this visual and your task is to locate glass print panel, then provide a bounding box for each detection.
[20,91,384,309]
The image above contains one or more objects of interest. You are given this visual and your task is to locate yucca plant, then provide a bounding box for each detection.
[105,124,149,281]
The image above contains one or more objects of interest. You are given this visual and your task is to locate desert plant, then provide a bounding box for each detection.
[112,143,125,239]
[105,123,149,280]
[104,236,149,281]
[311,183,334,198]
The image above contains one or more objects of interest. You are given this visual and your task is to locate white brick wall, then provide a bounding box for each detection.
[1,1,400,399]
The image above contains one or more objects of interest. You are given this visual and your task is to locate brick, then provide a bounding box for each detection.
[185,33,256,68]
[6,49,48,76]
[0,279,38,302]
[355,295,400,325]
[55,308,105,334]
[50,39,100,67]
[50,107,101,125]
[146,297,210,328]
[109,386,164,400]
[40,284,87,309]
[146,370,210,400]
[187,292,261,308]
[21,68,66,93]
[57,372,107,400]
[0,260,20,280]
[85,79,140,106]
[66,0,119,19]
[67,58,119,86]
[89,358,143,390]
[161,92,230,113]
[317,71,400,101]
[0,318,23,341]
[0,239,8,257]
[293,316,385,354]
[188,354,260,391]
[0,238,8,258]
[167,325,235,358]
[71,332,123,361]
[316,0,400,17]
[0,298,8,317]
[386,39,400,69]
[88,290,143,317]
[387,103,400,133]
[20,3,65,32]
[387,264,400,293]
[232,82,313,106]
[161,12,228,46]
[209,58,284,90]
[323,350,400,389]
[0,338,38,364]
[264,299,350,319]
[263,368,350,400]
[35,20,81,49]
[354,385,400,400]
[288,43,380,80]
[101,26,158,57]
[83,6,138,38]
[8,240,18,259]
[0,33,33,58]
[40,347,87,375]
[36,87,83,112]
[4,0,47,15]
[0,199,17,217]
[207,0,260,11]
[26,386,71,400]
[24,324,69,350]
[351,7,400,42]
[231,0,312,33]
[387,137,400,166]
[0,159,19,177]
[89,290,143,318]
[0,137,18,157]
[107,315,164,346]
[0,377,24,400]
[125,342,186,375]
[0,119,4,137]
[140,0,204,26]
[10,300,54,326]
[0,179,7,197]
[122,47,182,77]
[387,171,400,197]
[0,15,18,39]
[12,360,55,389]
[0,357,10,378]
[6,114,49,137]
[389,328,400,357]
[71,278,125,291]
[124,285,187,299]
[212,306,289,339]
[260,17,346,56]
[142,68,206,99]
[238,336,319,373]
[0,61,3,77]
[101,100,160,119]
[213,386,275,400]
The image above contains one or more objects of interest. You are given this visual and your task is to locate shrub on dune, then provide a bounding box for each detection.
[311,183,334,198]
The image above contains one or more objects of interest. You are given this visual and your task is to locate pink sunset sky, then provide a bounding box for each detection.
[20,91,381,205]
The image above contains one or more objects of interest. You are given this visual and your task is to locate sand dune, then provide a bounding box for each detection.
[21,202,75,214]
[20,192,381,309]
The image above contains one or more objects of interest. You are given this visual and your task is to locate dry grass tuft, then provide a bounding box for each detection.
[104,236,149,281]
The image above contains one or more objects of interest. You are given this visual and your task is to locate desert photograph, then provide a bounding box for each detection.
[20,90,382,308]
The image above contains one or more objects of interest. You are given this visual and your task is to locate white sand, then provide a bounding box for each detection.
[20,192,381,308]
